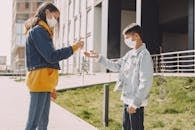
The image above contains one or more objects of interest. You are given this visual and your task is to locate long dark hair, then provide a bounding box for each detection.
[25,2,59,32]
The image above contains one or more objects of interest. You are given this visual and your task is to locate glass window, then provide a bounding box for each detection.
[74,19,80,39]
[74,0,80,16]
[16,23,26,45]
[80,14,85,37]
[16,23,22,34]
[25,2,29,9]
[80,0,86,12]
[21,35,26,45]
[16,14,29,21]
[16,3,20,9]
[86,36,92,50]
[69,1,73,18]
[16,34,21,44]
[86,10,92,33]
[69,21,73,42]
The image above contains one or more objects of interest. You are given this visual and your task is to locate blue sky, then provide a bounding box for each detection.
[0,0,12,65]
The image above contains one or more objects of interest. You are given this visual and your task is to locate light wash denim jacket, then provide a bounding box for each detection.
[98,44,153,108]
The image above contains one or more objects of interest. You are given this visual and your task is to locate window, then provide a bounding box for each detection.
[74,19,79,40]
[86,35,92,50]
[69,1,73,18]
[16,23,26,46]
[16,13,29,21]
[74,0,80,16]
[86,9,92,33]
[16,3,20,10]
[25,3,29,9]
[69,21,74,42]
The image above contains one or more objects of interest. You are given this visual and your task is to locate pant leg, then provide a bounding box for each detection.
[38,93,51,130]
[122,104,131,130]
[122,104,144,130]
[25,92,50,130]
[129,107,144,130]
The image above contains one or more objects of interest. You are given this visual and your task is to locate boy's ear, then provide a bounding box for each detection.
[135,33,140,40]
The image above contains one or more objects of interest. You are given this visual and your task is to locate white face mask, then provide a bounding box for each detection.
[46,16,57,28]
[124,37,136,48]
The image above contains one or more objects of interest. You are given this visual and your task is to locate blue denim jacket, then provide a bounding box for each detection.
[26,25,73,71]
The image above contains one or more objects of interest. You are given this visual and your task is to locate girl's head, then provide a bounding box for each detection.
[35,2,60,27]
[25,2,60,32]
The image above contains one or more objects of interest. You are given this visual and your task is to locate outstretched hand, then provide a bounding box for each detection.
[75,38,84,49]
[84,50,99,58]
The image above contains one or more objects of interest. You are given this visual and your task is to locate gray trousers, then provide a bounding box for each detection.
[123,104,144,130]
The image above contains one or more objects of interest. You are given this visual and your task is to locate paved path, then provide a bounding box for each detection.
[0,76,97,130]
[57,73,118,90]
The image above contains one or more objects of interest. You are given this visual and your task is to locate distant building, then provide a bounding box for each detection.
[0,56,7,71]
[0,56,6,65]
[11,0,54,73]
[55,0,193,74]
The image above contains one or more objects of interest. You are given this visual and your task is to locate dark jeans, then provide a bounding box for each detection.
[123,104,144,130]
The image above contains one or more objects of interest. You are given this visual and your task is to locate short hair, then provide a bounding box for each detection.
[122,23,143,39]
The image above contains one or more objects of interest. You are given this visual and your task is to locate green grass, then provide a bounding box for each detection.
[55,76,195,130]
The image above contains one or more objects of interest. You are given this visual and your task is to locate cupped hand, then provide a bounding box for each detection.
[84,50,99,58]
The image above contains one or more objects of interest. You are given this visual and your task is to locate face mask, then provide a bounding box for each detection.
[46,16,57,28]
[124,37,136,48]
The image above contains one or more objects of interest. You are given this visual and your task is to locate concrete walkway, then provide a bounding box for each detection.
[57,73,118,90]
[0,76,98,130]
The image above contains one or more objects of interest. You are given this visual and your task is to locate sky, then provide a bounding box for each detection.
[0,0,12,65]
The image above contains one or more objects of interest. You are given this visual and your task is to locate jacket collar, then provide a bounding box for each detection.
[37,20,53,38]
[131,43,146,56]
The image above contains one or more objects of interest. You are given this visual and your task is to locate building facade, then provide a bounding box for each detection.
[55,0,139,74]
[11,0,53,73]
[55,0,195,74]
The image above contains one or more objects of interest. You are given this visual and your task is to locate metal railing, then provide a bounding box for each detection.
[109,50,195,74]
[152,50,195,73]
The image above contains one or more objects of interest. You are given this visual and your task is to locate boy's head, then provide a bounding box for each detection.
[123,23,143,49]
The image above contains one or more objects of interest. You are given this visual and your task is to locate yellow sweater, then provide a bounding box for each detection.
[26,43,78,92]
[26,68,59,92]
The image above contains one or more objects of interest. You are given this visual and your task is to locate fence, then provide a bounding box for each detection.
[152,50,195,73]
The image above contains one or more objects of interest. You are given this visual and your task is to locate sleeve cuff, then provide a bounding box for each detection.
[128,104,138,109]
[97,54,103,62]
[72,44,79,52]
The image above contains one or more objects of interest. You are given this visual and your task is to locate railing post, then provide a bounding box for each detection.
[155,56,158,73]
[193,52,195,73]
[161,54,164,73]
[103,84,109,127]
[177,53,180,73]
[194,51,195,73]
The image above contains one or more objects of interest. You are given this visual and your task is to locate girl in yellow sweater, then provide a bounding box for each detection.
[24,2,84,130]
